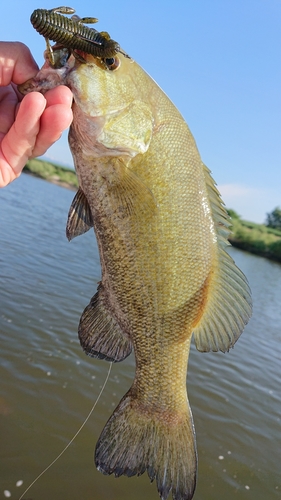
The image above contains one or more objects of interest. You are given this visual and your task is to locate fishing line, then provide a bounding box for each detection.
[18,362,112,500]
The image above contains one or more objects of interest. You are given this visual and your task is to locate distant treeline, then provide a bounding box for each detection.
[23,159,281,263]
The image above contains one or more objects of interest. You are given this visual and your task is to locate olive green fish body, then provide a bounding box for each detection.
[64,55,251,498]
[20,45,252,500]
[68,91,200,495]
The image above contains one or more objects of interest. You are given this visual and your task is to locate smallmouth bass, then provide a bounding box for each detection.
[20,24,252,500]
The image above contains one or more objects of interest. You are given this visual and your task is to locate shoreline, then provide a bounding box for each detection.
[23,158,78,191]
[229,238,281,264]
[23,168,77,191]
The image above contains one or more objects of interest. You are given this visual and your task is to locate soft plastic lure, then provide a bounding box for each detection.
[30,7,121,65]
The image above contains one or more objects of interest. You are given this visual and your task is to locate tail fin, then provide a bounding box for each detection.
[95,389,197,500]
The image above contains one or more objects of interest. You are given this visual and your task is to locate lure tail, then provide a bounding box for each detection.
[95,387,197,500]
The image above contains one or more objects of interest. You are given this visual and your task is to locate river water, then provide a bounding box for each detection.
[0,174,280,500]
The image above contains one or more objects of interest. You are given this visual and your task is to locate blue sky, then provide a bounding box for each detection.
[2,0,281,222]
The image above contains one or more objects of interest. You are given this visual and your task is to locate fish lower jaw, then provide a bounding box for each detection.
[18,65,70,95]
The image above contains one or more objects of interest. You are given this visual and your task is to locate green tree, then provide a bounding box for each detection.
[265,207,281,230]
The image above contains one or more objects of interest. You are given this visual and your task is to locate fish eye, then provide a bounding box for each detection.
[104,57,120,71]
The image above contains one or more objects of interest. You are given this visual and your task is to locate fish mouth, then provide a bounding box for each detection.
[70,49,122,72]
[17,44,78,95]
[48,42,124,72]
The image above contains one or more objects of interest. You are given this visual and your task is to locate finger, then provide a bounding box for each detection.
[1,92,46,173]
[30,85,73,157]
[0,86,18,135]
[0,42,39,87]
[44,85,73,107]
[31,102,73,158]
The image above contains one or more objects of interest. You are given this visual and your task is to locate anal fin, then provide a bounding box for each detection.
[79,286,132,363]
[66,187,94,241]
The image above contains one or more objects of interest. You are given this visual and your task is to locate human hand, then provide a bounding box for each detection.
[0,42,73,187]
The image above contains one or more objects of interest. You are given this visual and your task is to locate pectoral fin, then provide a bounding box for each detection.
[107,158,157,219]
[66,187,93,241]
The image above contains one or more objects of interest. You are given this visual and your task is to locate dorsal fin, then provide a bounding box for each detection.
[193,164,252,352]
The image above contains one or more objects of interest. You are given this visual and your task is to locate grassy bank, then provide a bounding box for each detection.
[23,159,281,263]
[23,158,78,190]
[228,211,281,263]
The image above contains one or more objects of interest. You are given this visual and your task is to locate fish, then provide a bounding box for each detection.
[19,25,252,500]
